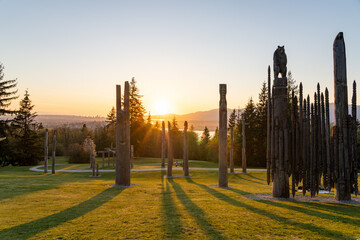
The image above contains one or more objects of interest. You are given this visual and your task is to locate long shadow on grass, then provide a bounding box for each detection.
[295,201,360,219]
[186,178,351,239]
[254,198,360,227]
[246,173,266,182]
[232,174,262,184]
[161,170,182,238]
[0,187,124,240]
[168,178,226,240]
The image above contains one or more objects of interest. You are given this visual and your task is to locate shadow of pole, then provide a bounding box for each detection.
[186,178,351,239]
[161,169,182,239]
[168,178,226,240]
[232,174,263,184]
[0,187,124,240]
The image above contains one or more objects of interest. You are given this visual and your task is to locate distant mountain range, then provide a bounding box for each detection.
[2,104,359,131]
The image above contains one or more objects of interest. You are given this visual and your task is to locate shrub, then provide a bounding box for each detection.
[68,143,90,163]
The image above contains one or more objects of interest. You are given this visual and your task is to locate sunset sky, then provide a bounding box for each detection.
[0,0,359,116]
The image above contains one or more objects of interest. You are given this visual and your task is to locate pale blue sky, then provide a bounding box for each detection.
[0,0,359,116]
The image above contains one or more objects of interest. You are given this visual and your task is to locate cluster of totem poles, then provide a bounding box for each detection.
[267,32,358,201]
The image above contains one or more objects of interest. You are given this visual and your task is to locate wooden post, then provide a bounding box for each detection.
[51,130,56,174]
[102,151,105,168]
[230,126,234,173]
[219,84,228,187]
[107,150,110,167]
[115,82,131,186]
[325,88,331,191]
[96,163,99,176]
[333,32,351,200]
[242,115,247,174]
[44,129,48,174]
[266,66,271,184]
[161,121,166,168]
[183,121,189,176]
[352,81,358,196]
[299,83,303,184]
[167,121,173,177]
[130,145,134,169]
[112,151,115,168]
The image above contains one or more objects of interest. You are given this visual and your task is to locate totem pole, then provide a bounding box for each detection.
[219,84,228,187]
[270,46,290,198]
[115,82,131,186]
[161,121,166,168]
[183,121,189,176]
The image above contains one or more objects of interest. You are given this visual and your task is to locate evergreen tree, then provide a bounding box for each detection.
[255,82,268,167]
[106,106,116,126]
[10,90,42,166]
[228,109,237,129]
[0,64,18,166]
[201,126,210,144]
[129,77,146,125]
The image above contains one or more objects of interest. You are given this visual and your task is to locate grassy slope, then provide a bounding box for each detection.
[0,157,359,240]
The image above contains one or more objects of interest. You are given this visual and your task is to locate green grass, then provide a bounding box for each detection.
[36,156,219,170]
[0,157,359,239]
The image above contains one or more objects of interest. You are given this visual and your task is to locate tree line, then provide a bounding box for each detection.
[1,64,358,168]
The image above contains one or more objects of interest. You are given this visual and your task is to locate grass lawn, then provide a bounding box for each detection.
[0,157,359,239]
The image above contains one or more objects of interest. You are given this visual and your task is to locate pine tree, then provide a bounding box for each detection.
[10,90,42,166]
[201,126,210,144]
[106,106,116,126]
[0,64,18,166]
[129,77,146,124]
[228,109,237,129]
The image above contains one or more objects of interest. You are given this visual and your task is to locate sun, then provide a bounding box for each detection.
[154,100,170,115]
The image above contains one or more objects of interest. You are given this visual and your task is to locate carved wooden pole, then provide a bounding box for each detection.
[44,129,48,174]
[242,114,247,174]
[267,65,271,184]
[167,121,173,177]
[115,82,131,186]
[230,126,234,173]
[51,130,56,174]
[183,121,189,176]
[161,121,166,168]
[219,84,228,187]
[271,47,289,198]
[333,32,351,200]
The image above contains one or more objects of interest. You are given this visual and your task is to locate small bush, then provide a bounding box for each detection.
[68,143,90,163]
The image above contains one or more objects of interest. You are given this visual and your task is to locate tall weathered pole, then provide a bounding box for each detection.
[333,32,351,200]
[230,127,234,173]
[271,46,289,198]
[51,130,56,174]
[183,121,189,176]
[266,66,271,184]
[325,88,331,191]
[351,81,358,196]
[219,84,228,187]
[167,121,173,177]
[115,82,131,186]
[242,115,247,174]
[44,129,48,174]
[161,121,166,168]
